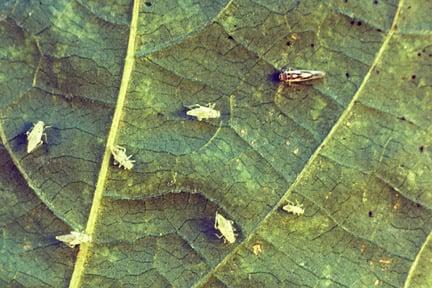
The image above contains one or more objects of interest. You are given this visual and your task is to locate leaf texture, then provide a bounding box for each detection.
[0,0,431,287]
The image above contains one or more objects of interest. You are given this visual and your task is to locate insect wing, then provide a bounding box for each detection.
[215,212,236,244]
[197,106,219,119]
[56,231,91,248]
[187,106,210,121]
[282,204,291,212]
[279,69,325,83]
[207,107,221,119]
[26,121,45,153]
[56,234,76,248]
[186,104,220,121]
[186,107,203,119]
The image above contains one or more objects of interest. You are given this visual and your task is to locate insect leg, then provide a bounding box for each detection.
[42,132,48,144]
[185,104,201,109]
[26,123,36,136]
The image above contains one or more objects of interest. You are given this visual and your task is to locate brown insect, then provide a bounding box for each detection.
[279,68,325,85]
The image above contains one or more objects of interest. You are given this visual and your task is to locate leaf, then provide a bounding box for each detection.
[0,0,431,287]
[404,232,432,288]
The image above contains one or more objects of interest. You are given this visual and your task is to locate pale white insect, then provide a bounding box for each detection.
[186,103,220,121]
[26,120,50,153]
[279,67,325,86]
[252,242,263,256]
[111,145,135,170]
[55,231,91,248]
[282,200,305,215]
[214,211,236,244]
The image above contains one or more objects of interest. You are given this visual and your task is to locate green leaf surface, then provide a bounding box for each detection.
[0,0,431,287]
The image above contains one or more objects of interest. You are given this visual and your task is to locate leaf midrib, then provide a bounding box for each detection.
[192,0,405,286]
[404,232,432,288]
[68,0,141,287]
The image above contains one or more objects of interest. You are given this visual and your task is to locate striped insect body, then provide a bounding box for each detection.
[26,120,50,153]
[56,231,91,248]
[279,68,325,85]
[111,145,135,170]
[215,212,236,244]
[186,103,220,121]
[282,200,305,216]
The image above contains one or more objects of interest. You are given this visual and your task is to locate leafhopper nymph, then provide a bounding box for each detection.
[185,103,220,121]
[279,68,325,86]
[111,145,135,170]
[214,212,237,244]
[56,231,91,248]
[26,120,51,153]
[282,200,305,216]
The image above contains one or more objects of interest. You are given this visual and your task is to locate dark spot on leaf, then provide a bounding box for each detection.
[419,145,425,153]
[416,203,422,208]
[417,52,422,57]
[145,2,152,7]
[286,40,292,46]
[377,28,383,32]
[227,35,234,41]
[344,0,348,3]
[411,74,416,80]
[368,211,373,217]
[357,21,362,26]
[350,20,355,25]
[375,70,380,75]
[398,116,406,121]
[373,0,378,4]
[345,72,350,78]
[310,43,315,48]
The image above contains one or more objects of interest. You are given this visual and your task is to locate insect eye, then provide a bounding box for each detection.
[279,73,287,81]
